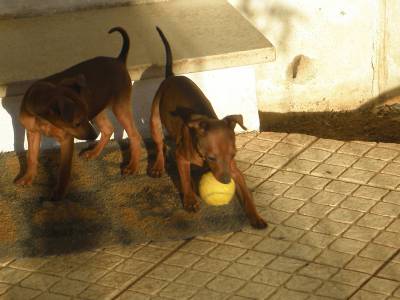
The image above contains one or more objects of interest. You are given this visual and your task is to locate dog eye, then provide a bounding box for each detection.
[207,156,216,162]
[74,122,81,128]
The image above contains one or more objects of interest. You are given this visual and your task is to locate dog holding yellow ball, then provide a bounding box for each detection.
[148,27,267,229]
[199,172,236,206]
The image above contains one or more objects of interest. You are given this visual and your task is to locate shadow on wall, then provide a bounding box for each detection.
[259,85,400,143]
[235,0,306,53]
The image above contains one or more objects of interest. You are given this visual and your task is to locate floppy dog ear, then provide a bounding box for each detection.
[58,97,75,123]
[59,74,87,94]
[171,107,208,135]
[48,97,75,123]
[186,119,209,136]
[223,114,247,131]
[25,81,57,118]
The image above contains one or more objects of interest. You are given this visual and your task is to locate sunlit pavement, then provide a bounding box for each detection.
[1,132,399,300]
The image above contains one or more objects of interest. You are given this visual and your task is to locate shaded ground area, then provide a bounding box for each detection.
[260,108,400,143]
[0,141,245,257]
[261,86,400,143]
[0,132,399,299]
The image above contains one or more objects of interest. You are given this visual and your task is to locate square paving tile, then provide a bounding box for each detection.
[6,133,400,300]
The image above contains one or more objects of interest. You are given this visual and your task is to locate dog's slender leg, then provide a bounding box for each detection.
[231,160,267,229]
[113,100,141,175]
[15,130,41,185]
[176,153,200,212]
[80,109,114,159]
[51,136,74,201]
[149,91,165,177]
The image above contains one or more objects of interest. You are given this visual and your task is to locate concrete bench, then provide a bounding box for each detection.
[0,0,275,152]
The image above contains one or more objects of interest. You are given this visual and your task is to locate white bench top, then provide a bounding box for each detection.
[0,0,275,97]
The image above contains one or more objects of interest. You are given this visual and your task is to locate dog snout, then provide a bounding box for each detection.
[217,173,231,184]
[86,123,99,140]
[87,129,98,140]
[75,122,99,140]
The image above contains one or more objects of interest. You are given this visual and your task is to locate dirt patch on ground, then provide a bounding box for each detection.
[0,202,17,243]
[0,141,246,257]
[260,106,400,143]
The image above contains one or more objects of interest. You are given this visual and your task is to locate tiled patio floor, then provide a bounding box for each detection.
[1,132,400,300]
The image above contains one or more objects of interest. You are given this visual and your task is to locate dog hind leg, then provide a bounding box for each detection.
[112,98,141,175]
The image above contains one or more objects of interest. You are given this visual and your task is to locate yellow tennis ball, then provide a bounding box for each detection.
[199,172,235,206]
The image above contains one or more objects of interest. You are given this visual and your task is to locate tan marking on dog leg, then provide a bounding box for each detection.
[80,110,113,159]
[15,130,41,186]
[231,160,267,229]
[149,90,165,177]
[113,101,141,175]
[176,153,200,212]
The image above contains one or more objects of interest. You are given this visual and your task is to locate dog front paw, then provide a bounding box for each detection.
[49,190,64,202]
[183,194,200,213]
[148,163,164,178]
[79,149,100,160]
[14,173,35,186]
[122,163,138,175]
[250,215,268,229]
[49,184,67,202]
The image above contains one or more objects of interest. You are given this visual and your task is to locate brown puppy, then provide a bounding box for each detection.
[149,27,266,229]
[16,27,142,201]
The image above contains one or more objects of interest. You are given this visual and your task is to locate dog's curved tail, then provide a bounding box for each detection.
[108,27,130,64]
[156,26,174,78]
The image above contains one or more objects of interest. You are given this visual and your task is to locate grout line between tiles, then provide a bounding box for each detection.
[347,246,400,299]
[250,136,322,192]
[108,237,194,300]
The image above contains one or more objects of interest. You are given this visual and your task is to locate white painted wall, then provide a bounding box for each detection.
[229,0,398,113]
[382,0,400,93]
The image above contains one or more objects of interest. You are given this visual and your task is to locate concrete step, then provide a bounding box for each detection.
[0,0,274,97]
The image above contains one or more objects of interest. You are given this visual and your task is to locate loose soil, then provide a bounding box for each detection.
[260,105,400,143]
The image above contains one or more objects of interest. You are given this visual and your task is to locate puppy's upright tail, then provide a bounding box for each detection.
[108,27,130,64]
[156,26,174,78]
